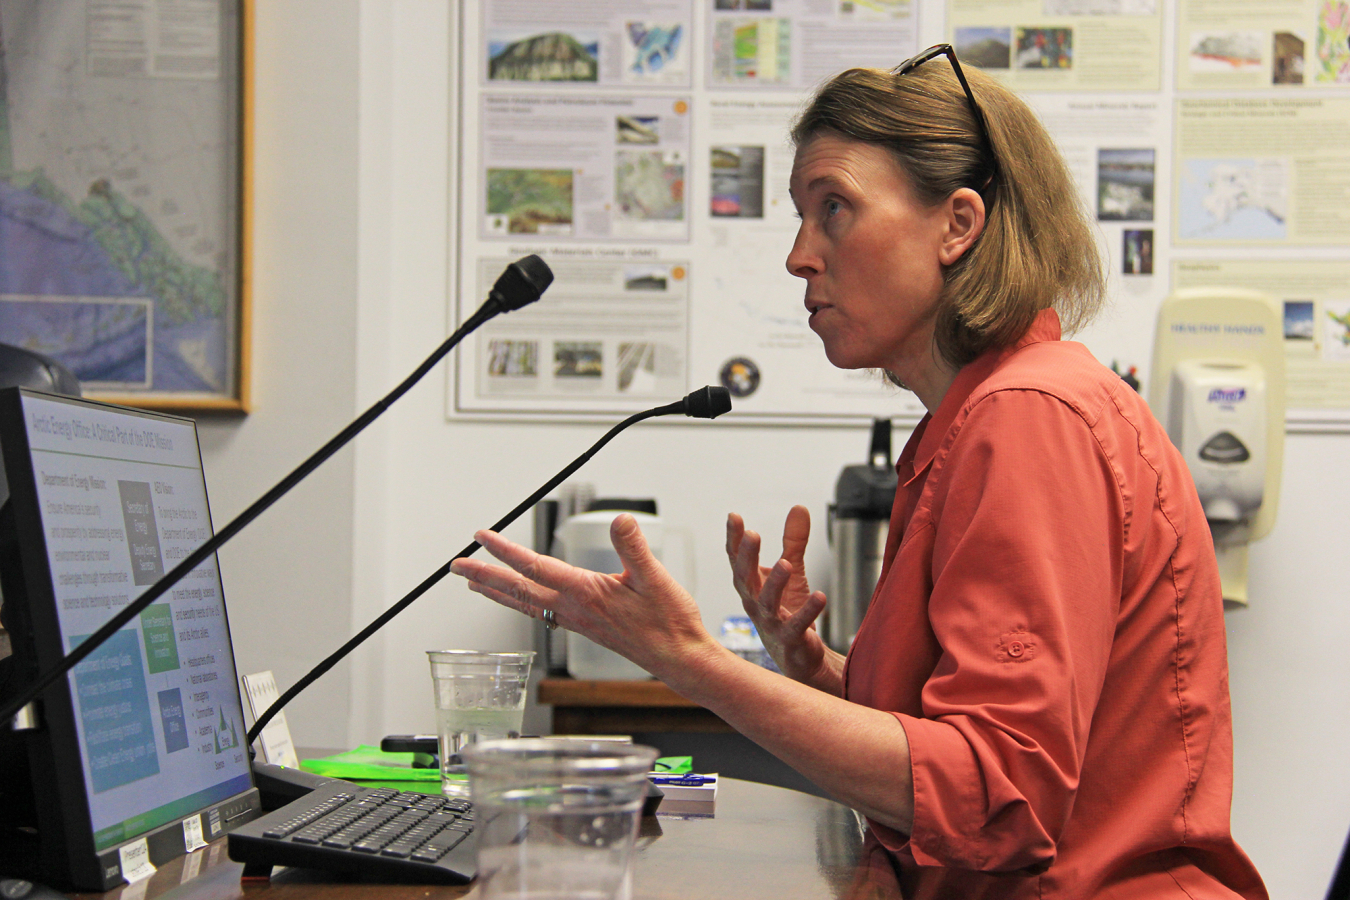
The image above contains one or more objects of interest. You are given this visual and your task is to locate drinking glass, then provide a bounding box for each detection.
[427,649,534,798]
[463,738,659,900]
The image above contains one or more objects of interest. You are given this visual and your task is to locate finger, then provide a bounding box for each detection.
[452,560,547,617]
[451,557,560,610]
[609,514,670,588]
[461,576,545,618]
[449,556,495,581]
[472,529,586,592]
[781,505,811,566]
[785,590,828,633]
[732,528,764,598]
[757,557,795,617]
[725,512,747,559]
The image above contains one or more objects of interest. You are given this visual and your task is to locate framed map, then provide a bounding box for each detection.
[0,0,251,412]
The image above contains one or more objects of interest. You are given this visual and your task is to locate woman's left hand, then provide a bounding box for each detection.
[449,514,719,678]
[726,508,834,688]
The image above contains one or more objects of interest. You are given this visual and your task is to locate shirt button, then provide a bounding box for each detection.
[1008,641,1025,657]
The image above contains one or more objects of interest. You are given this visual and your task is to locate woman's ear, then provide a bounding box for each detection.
[938,188,986,266]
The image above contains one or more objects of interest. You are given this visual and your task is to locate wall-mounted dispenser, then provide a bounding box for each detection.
[1148,288,1286,607]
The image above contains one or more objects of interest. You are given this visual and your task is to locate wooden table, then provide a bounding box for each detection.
[537,680,829,798]
[70,779,873,900]
[537,677,733,734]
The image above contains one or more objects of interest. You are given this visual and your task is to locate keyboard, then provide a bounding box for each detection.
[227,781,476,884]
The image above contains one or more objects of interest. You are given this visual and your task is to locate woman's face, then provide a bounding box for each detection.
[786,134,954,385]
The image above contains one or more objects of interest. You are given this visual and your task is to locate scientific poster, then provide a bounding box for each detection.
[449,0,1350,430]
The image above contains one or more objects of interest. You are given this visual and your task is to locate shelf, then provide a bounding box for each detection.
[537,678,733,734]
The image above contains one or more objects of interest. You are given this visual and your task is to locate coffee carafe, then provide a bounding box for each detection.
[823,419,897,653]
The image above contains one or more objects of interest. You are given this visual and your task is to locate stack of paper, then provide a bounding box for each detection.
[649,773,718,816]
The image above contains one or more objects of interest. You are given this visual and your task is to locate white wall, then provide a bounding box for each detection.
[205,4,1349,898]
[196,0,361,761]
[1231,434,1350,898]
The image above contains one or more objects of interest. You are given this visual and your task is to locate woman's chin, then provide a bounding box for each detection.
[821,346,877,371]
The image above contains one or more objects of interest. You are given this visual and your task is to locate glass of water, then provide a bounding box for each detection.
[427,650,535,798]
[462,738,659,900]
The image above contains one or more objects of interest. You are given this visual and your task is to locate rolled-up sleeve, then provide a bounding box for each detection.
[895,388,1126,872]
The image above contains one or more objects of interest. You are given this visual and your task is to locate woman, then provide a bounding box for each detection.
[451,47,1267,899]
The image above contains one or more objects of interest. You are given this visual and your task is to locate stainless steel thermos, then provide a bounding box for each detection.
[824,419,897,653]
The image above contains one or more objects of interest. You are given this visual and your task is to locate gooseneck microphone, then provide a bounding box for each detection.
[0,256,553,728]
[650,385,734,420]
[245,385,734,746]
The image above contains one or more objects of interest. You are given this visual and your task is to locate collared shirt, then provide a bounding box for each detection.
[843,309,1267,899]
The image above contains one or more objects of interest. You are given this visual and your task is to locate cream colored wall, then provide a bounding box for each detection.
[201,4,1350,898]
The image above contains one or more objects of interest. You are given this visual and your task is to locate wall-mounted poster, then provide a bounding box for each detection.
[447,0,1350,431]
[0,0,251,412]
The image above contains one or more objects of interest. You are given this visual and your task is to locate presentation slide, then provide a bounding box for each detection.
[20,393,250,848]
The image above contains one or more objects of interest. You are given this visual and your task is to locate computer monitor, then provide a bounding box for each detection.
[0,387,261,889]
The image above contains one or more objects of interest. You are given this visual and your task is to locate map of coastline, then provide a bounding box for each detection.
[0,3,235,396]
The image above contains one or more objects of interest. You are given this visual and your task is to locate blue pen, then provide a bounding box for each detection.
[650,774,716,786]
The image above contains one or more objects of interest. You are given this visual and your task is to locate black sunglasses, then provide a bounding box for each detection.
[892,43,999,191]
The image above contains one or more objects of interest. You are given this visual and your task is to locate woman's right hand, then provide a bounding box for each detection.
[726,506,842,691]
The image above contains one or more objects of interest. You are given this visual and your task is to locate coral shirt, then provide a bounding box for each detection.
[842,310,1266,899]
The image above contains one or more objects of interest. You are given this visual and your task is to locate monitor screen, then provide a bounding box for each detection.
[0,387,258,889]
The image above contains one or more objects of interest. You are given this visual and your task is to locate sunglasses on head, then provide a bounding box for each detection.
[892,44,1000,192]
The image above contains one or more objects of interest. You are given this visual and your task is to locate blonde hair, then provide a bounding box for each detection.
[792,64,1104,368]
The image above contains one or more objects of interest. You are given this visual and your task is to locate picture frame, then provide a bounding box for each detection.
[0,0,253,413]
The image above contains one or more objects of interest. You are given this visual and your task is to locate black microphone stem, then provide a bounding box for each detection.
[1,299,508,727]
[245,404,668,747]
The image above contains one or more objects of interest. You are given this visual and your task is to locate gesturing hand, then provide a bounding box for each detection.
[726,506,836,687]
[450,514,717,681]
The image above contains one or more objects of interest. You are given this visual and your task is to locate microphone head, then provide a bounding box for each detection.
[682,386,733,419]
[491,255,554,312]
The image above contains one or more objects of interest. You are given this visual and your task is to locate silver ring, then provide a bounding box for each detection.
[542,609,558,631]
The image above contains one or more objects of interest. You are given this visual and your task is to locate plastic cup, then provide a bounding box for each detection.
[427,650,535,798]
[462,738,659,900]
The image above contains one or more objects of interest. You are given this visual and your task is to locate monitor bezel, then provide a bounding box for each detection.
[0,386,261,889]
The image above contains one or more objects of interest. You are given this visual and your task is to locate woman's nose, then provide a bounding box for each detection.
[786,228,821,279]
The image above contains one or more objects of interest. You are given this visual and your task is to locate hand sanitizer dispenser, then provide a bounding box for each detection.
[1149,288,1285,607]
[1166,359,1267,523]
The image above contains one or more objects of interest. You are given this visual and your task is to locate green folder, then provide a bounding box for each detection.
[298,745,693,784]
[299,744,442,782]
